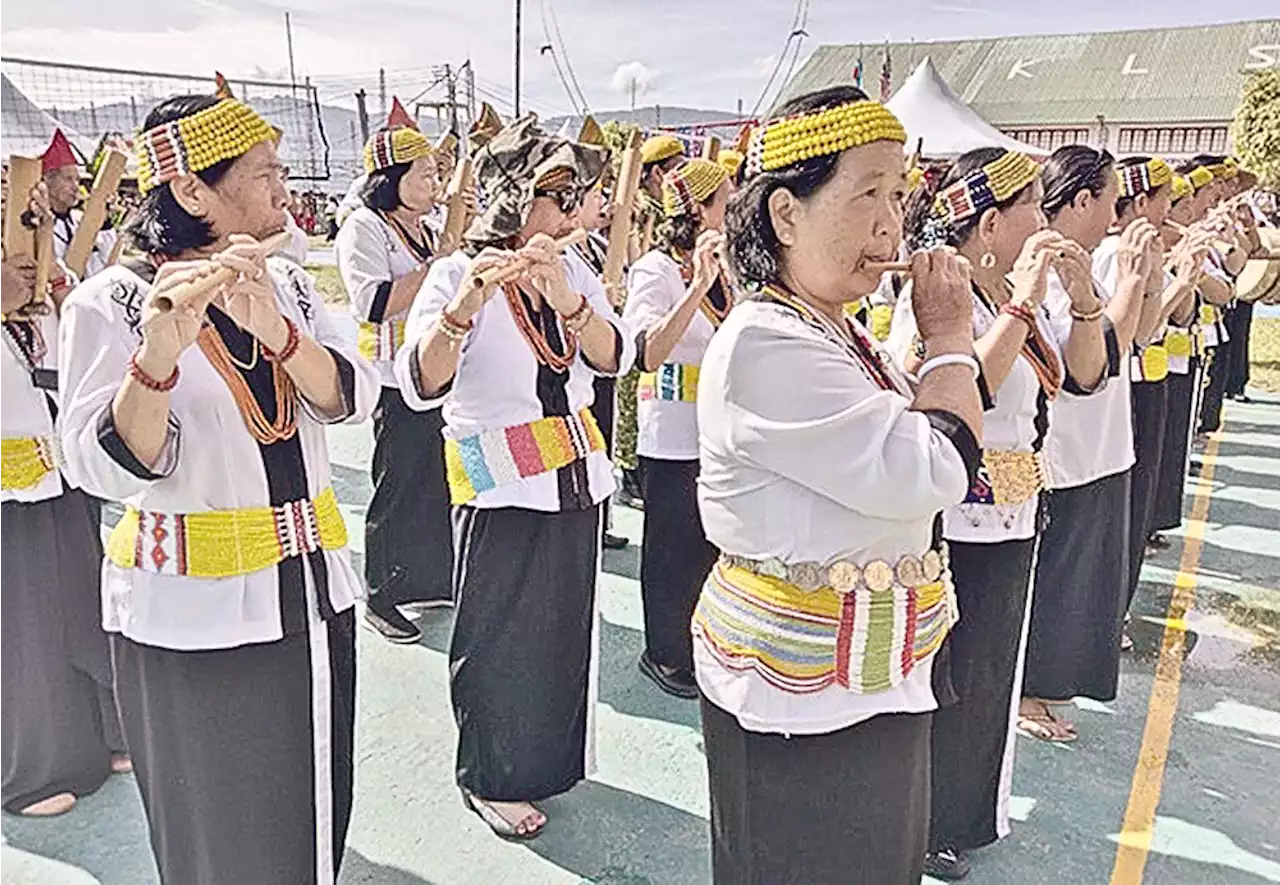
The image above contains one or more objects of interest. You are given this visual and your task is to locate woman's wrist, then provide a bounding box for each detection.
[920,332,974,360]
[135,341,179,381]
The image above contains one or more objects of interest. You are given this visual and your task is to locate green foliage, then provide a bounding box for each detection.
[1231,68,1280,191]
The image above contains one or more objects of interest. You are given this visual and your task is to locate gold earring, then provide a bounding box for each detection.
[980,251,996,269]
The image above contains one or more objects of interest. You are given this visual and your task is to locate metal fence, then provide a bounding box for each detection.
[1,57,330,182]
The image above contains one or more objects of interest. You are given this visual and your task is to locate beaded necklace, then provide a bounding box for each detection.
[504,283,579,373]
[381,211,434,264]
[198,309,298,444]
[759,283,904,394]
[972,282,1062,400]
[2,320,47,372]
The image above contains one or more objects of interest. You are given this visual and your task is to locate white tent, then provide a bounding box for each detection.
[1,74,94,161]
[886,58,1047,159]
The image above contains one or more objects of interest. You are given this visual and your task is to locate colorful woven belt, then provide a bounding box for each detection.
[964,449,1046,507]
[1131,343,1169,383]
[693,550,957,695]
[1,436,59,491]
[357,319,405,362]
[637,363,699,403]
[106,487,348,578]
[444,407,607,505]
[1198,304,1227,349]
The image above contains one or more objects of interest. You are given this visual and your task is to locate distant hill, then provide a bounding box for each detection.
[544,106,749,138]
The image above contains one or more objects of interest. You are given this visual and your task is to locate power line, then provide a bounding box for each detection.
[750,0,809,117]
[540,0,590,114]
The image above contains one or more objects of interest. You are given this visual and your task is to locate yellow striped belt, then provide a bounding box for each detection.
[357,319,405,362]
[1,436,59,491]
[444,408,607,505]
[106,487,348,578]
[637,363,699,403]
[1132,343,1169,383]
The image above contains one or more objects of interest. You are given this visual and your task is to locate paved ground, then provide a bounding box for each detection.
[4,391,1278,885]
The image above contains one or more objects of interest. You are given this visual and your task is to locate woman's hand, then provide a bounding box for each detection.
[449,246,516,322]
[214,235,290,352]
[1054,239,1100,309]
[136,261,220,379]
[1117,218,1160,284]
[1009,231,1061,311]
[1,255,38,314]
[911,248,974,352]
[521,233,580,315]
[690,229,725,296]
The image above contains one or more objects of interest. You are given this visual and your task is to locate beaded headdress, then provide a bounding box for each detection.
[135,99,277,195]
[662,158,728,218]
[363,127,433,174]
[1171,175,1193,202]
[1116,157,1172,199]
[933,151,1041,226]
[742,100,907,180]
[1186,166,1214,191]
[641,134,685,167]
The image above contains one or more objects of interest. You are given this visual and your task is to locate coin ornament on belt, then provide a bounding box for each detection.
[896,555,925,588]
[790,562,824,592]
[921,550,943,583]
[863,560,895,593]
[827,561,861,595]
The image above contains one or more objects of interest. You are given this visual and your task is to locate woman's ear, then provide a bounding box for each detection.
[768,188,798,247]
[169,174,210,220]
[1073,189,1093,214]
[977,206,1001,249]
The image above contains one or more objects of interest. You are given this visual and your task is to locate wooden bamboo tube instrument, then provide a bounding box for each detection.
[3,157,53,318]
[603,130,644,288]
[441,157,474,250]
[152,231,293,312]
[64,150,128,278]
[471,228,589,290]
[701,135,721,162]
[863,261,911,275]
[1164,219,1235,255]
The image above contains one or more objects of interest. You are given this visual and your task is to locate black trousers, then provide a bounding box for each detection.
[639,457,718,674]
[1197,346,1229,434]
[365,387,453,606]
[592,376,617,537]
[1225,301,1254,397]
[1128,380,1168,608]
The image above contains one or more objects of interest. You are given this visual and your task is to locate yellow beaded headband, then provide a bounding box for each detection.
[1116,157,1172,199]
[1171,175,1193,202]
[1205,161,1237,180]
[364,127,433,174]
[934,151,1040,226]
[662,158,728,218]
[136,99,276,195]
[743,100,907,179]
[1186,166,1214,191]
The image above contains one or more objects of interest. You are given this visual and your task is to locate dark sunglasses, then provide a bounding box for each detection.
[534,186,583,214]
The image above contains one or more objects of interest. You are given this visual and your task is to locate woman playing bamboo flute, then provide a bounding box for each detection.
[58,95,378,884]
[396,115,635,839]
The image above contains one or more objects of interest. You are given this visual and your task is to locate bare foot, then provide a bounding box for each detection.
[464,793,547,838]
[111,754,133,774]
[1018,698,1078,742]
[18,792,76,817]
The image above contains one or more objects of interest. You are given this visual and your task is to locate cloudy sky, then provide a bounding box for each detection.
[2,0,1275,116]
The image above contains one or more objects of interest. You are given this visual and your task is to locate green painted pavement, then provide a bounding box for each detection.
[5,395,1279,885]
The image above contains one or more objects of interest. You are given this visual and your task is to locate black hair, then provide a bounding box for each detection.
[656,214,701,253]
[360,162,411,212]
[904,146,1029,252]
[1042,145,1115,219]
[725,85,869,287]
[1182,154,1226,173]
[1113,155,1162,218]
[125,95,238,256]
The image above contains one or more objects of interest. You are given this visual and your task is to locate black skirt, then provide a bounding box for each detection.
[365,387,453,606]
[451,505,600,801]
[1152,363,1198,532]
[701,695,932,885]
[930,536,1036,853]
[112,610,356,885]
[1127,380,1169,607]
[1024,470,1131,702]
[2,489,122,812]
[639,457,719,674]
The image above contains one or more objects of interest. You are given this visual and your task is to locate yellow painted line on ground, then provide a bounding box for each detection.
[1109,434,1222,885]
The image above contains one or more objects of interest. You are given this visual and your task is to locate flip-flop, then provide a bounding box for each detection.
[460,789,546,840]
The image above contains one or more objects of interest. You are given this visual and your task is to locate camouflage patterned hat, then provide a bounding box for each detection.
[466,114,608,245]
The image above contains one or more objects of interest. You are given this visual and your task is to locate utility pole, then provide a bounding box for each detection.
[285,12,297,95]
[444,63,459,136]
[630,80,637,112]
[378,68,387,120]
[514,0,523,117]
[303,75,318,178]
[463,60,476,131]
[355,89,370,142]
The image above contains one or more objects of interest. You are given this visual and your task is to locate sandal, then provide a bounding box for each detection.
[460,789,546,840]
[1017,700,1078,743]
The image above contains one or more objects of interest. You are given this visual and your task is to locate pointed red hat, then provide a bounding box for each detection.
[214,71,235,100]
[42,129,78,174]
[387,97,417,130]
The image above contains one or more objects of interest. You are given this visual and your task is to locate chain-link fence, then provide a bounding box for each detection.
[1,57,330,182]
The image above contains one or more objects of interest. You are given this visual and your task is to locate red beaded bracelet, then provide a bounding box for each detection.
[999,302,1037,330]
[561,294,591,329]
[129,351,180,392]
[263,317,301,363]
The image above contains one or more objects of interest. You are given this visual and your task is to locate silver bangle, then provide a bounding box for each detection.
[918,353,980,380]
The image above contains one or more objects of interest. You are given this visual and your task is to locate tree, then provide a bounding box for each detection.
[1231,67,1280,190]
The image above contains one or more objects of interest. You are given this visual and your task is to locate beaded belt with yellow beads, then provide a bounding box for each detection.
[693,545,957,695]
[357,320,406,362]
[966,449,1047,507]
[0,436,60,491]
[1131,343,1170,383]
[106,488,348,578]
